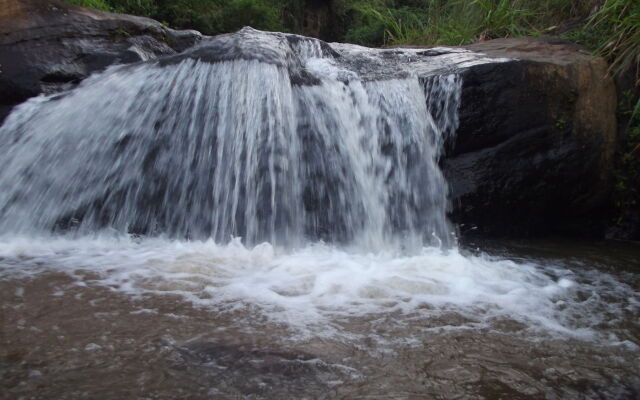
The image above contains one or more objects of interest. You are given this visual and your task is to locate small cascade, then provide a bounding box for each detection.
[0,29,462,248]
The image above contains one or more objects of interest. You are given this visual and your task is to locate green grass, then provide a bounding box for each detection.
[587,0,640,78]
[338,0,597,47]
[65,0,111,11]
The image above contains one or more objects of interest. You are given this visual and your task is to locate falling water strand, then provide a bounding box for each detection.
[0,34,461,249]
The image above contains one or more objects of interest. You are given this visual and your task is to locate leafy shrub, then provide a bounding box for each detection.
[64,0,285,35]
[217,0,284,32]
[108,0,158,15]
[65,0,111,11]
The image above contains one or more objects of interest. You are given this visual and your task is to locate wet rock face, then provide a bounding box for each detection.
[0,0,201,122]
[448,38,616,237]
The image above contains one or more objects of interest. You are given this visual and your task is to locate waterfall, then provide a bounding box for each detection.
[0,29,461,249]
[0,29,635,349]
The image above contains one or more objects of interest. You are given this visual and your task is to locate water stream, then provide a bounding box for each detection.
[0,29,638,398]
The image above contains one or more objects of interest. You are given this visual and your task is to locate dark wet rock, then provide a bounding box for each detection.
[0,0,202,123]
[447,38,616,238]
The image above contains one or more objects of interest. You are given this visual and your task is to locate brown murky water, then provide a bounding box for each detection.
[1,239,639,399]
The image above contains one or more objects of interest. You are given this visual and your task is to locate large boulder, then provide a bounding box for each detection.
[0,0,202,122]
[448,38,616,237]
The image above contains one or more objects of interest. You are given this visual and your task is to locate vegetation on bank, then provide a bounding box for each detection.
[65,0,638,234]
[64,1,637,52]
[63,0,637,87]
[613,91,640,231]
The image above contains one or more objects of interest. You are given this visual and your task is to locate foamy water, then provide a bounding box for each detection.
[1,235,637,346]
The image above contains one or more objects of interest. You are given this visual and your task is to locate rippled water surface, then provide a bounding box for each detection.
[1,237,638,399]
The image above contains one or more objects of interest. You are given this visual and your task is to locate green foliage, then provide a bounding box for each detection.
[217,0,283,32]
[147,0,284,34]
[580,1,639,227]
[63,0,638,63]
[65,0,111,11]
[587,0,640,77]
[107,0,157,15]
[555,117,568,130]
[613,90,640,224]
[343,3,426,46]
[338,0,594,47]
[64,0,285,35]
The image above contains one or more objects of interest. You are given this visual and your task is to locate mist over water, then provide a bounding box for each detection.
[0,30,637,351]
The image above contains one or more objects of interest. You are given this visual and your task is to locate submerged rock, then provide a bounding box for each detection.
[0,2,617,240]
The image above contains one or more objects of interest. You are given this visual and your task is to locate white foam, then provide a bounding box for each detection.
[0,235,637,344]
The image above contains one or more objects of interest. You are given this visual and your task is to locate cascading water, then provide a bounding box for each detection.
[0,32,460,248]
[0,28,637,351]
